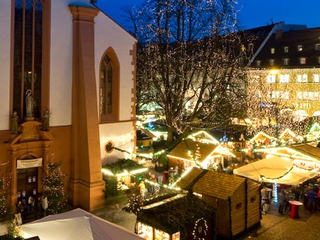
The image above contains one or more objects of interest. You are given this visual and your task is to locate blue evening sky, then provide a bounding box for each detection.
[96,0,320,30]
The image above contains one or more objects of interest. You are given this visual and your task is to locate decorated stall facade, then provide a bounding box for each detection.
[176,168,261,239]
[167,139,235,172]
[136,194,216,240]
[255,144,320,173]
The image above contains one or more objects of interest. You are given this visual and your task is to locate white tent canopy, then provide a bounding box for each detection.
[20,208,142,240]
[233,156,318,185]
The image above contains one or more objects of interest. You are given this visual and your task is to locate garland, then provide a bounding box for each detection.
[192,217,208,240]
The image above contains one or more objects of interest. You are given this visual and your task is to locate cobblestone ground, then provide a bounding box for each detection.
[238,201,320,240]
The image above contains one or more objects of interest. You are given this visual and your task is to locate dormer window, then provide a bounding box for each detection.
[297,45,303,51]
[271,48,275,54]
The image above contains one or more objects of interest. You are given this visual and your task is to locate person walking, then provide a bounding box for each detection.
[41,194,48,217]
[261,186,270,214]
[306,188,317,213]
[278,189,286,215]
[138,180,146,200]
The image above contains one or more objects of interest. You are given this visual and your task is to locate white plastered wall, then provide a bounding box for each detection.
[0,1,13,130]
[95,11,137,165]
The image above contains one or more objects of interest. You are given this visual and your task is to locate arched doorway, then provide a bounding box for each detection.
[17,167,38,200]
[5,121,53,209]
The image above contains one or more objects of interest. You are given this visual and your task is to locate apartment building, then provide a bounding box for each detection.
[246,22,320,123]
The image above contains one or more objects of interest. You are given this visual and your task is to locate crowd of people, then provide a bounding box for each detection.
[15,194,48,225]
[261,183,320,215]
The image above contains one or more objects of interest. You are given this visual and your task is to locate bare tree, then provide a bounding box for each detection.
[131,0,253,147]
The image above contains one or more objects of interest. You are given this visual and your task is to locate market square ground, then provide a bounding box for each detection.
[1,191,320,239]
[92,197,320,240]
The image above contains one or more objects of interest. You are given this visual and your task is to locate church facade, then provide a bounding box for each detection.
[0,0,137,212]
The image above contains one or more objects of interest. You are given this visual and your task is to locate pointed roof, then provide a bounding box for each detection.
[250,131,276,142]
[176,167,246,200]
[187,130,220,144]
[279,128,296,140]
[167,139,219,163]
[288,144,320,161]
[168,139,234,163]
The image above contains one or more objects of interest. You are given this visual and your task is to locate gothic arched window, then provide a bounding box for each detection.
[99,49,120,122]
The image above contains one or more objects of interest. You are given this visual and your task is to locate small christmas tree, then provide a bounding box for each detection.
[123,194,141,215]
[42,155,69,214]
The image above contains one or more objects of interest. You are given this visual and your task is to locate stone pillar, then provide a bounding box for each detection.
[69,5,105,211]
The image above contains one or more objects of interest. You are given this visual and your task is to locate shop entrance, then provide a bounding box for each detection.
[17,167,38,200]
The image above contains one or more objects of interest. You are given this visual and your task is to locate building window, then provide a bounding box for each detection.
[297,91,303,100]
[269,59,274,66]
[256,60,261,67]
[270,48,275,54]
[279,74,289,83]
[100,55,113,115]
[13,0,43,119]
[238,57,244,65]
[314,74,320,83]
[99,49,120,122]
[316,44,320,50]
[300,58,306,64]
[283,58,289,65]
[297,74,308,83]
[284,46,289,53]
[267,74,276,83]
[318,56,320,64]
[248,43,254,53]
[297,45,303,51]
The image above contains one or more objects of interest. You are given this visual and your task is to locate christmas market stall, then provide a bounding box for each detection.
[136,194,217,240]
[254,144,320,173]
[233,156,318,185]
[278,128,303,145]
[102,159,148,191]
[176,167,261,239]
[249,131,277,147]
[167,138,235,172]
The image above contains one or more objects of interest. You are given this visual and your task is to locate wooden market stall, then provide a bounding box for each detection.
[256,144,320,173]
[136,194,217,240]
[167,139,235,172]
[176,167,261,239]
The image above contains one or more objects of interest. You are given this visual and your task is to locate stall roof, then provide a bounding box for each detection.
[137,194,215,235]
[176,167,245,200]
[233,156,318,185]
[250,131,276,142]
[168,139,233,163]
[289,144,320,161]
[279,128,297,140]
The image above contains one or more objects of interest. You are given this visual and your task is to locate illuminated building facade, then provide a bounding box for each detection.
[246,22,320,121]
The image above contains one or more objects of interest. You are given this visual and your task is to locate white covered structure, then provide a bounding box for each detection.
[233,156,318,185]
[20,208,142,240]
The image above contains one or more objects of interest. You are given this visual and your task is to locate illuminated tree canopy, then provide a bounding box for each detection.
[129,0,253,146]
